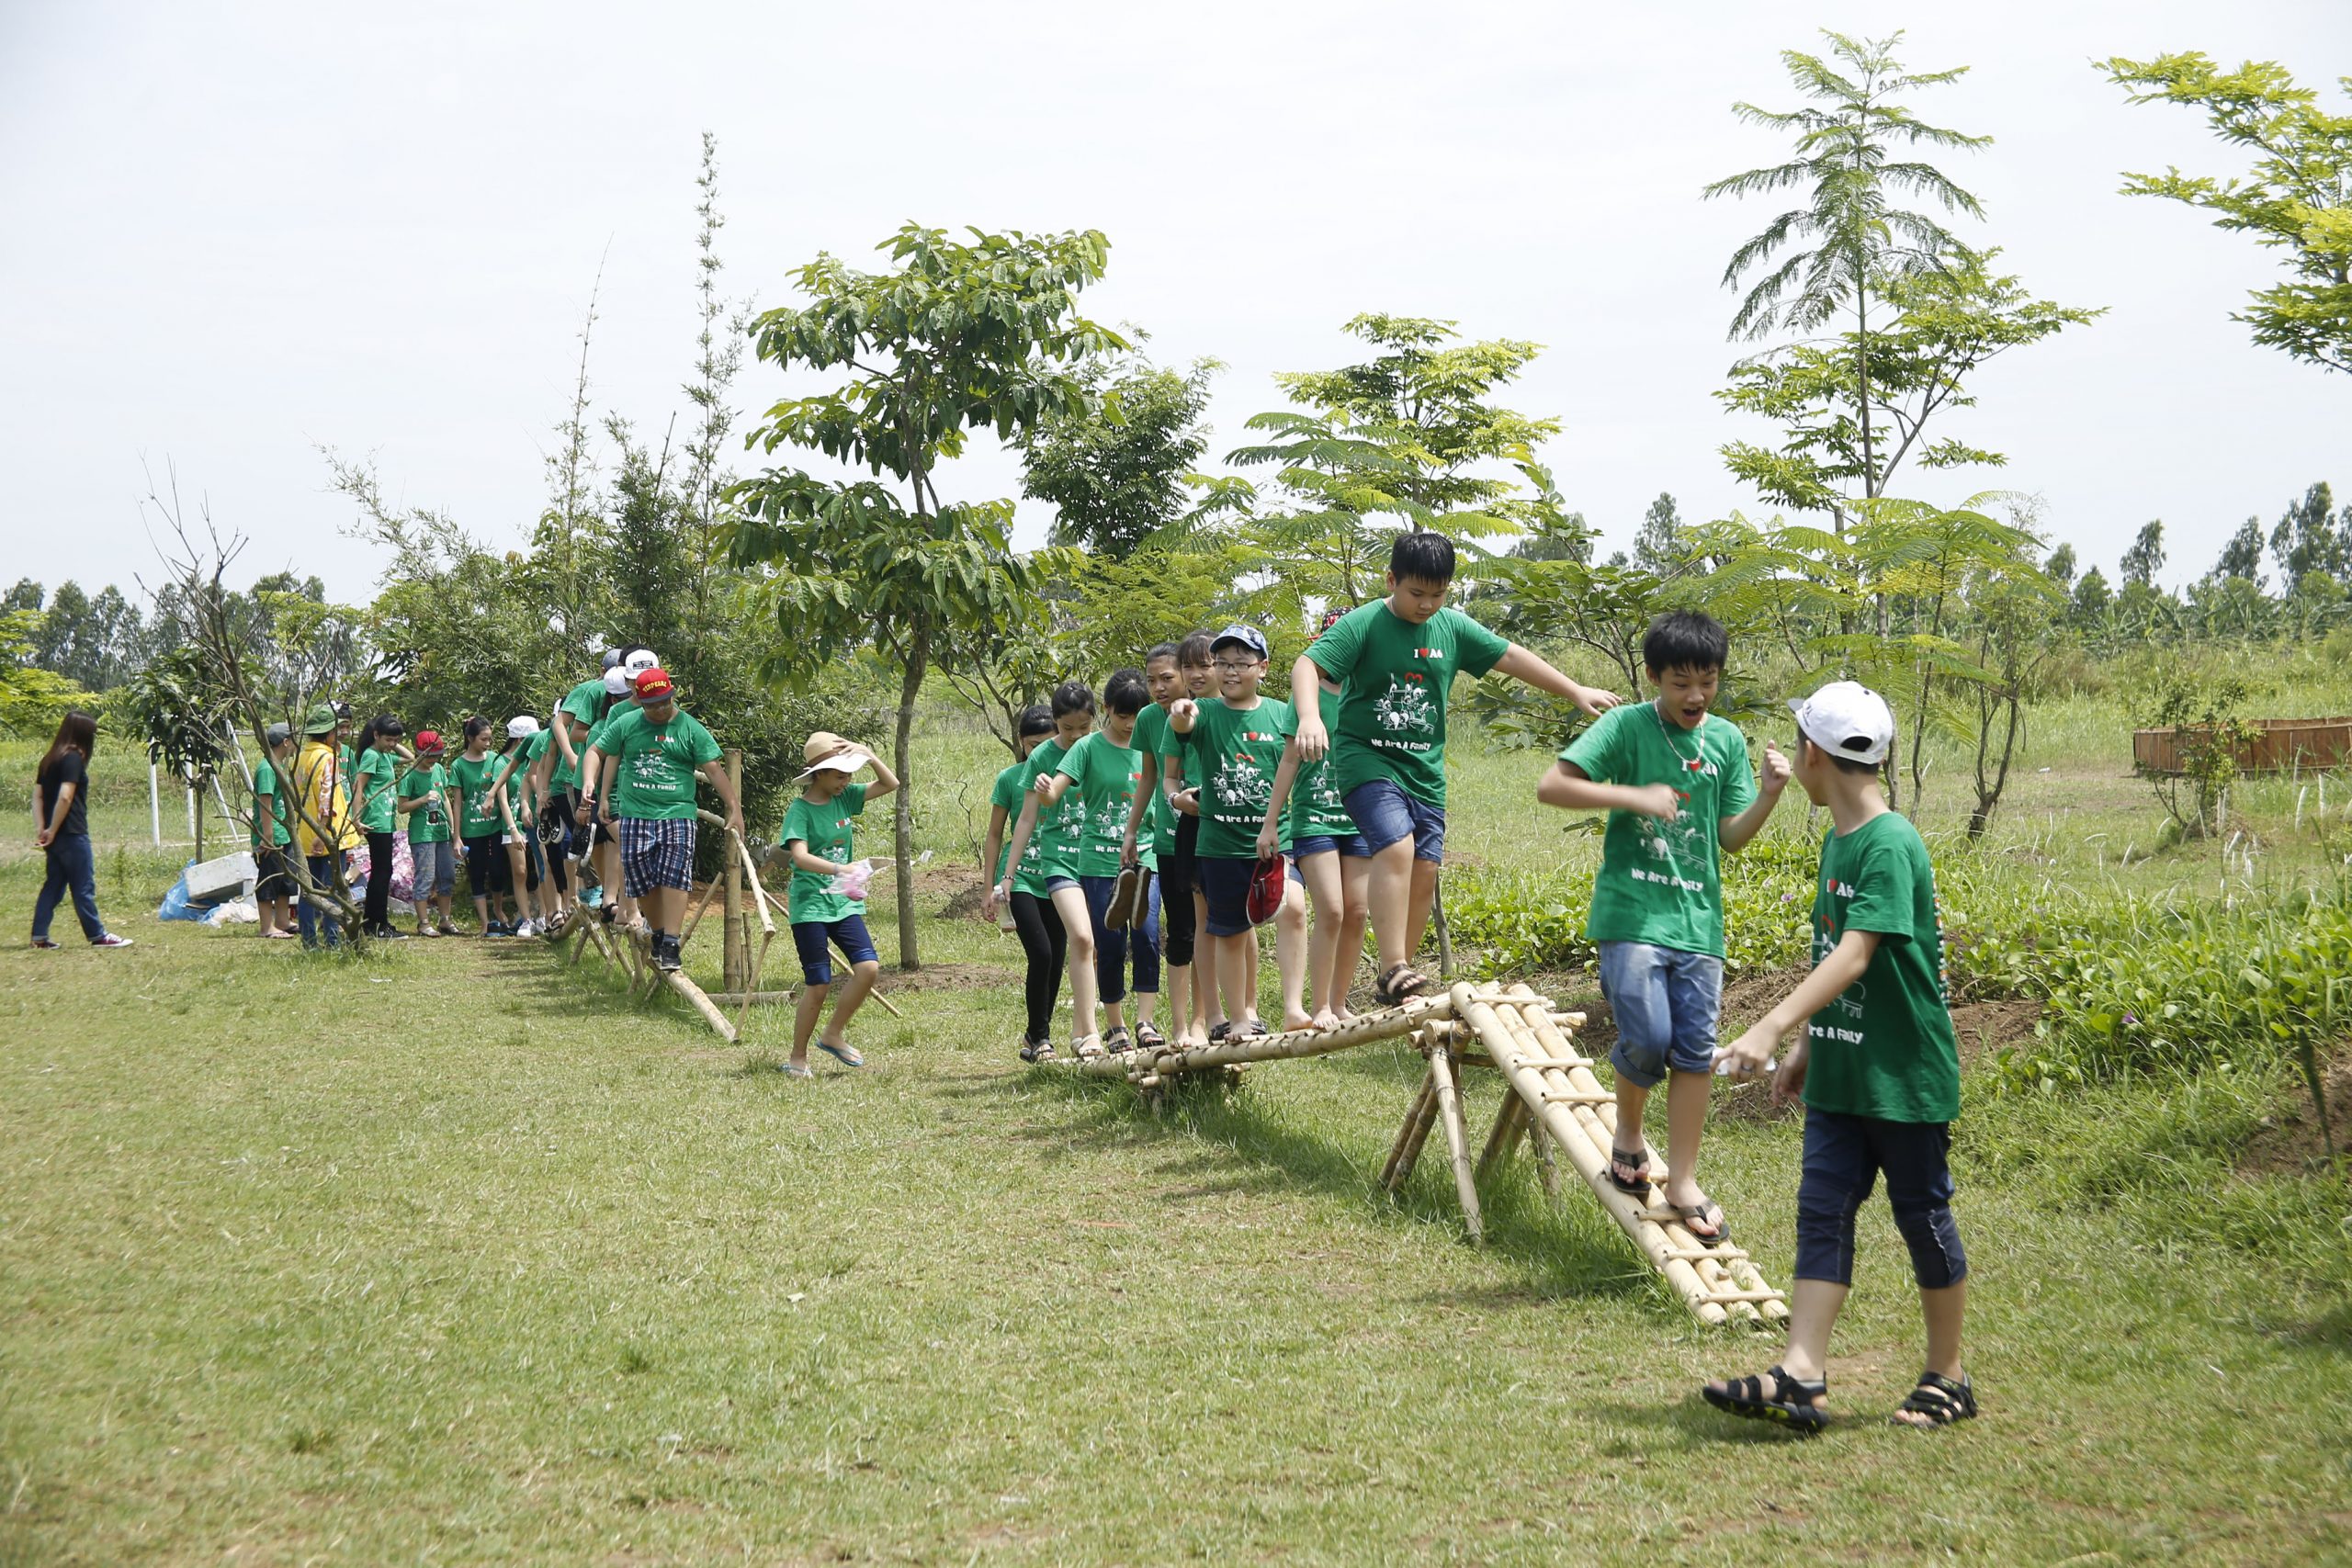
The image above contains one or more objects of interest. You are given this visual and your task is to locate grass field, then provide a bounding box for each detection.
[4,689,2350,1562]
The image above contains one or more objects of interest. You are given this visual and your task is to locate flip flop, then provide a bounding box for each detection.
[1673,1198,1729,1243]
[815,1040,865,1069]
[781,1061,814,1079]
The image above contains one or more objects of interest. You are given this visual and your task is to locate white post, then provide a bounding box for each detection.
[150,763,161,846]
[186,778,197,841]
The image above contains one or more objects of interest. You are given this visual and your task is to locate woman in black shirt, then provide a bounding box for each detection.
[31,710,131,950]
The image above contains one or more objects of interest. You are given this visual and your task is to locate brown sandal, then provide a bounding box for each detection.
[1375,963,1431,1007]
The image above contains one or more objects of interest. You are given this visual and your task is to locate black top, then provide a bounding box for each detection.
[39,750,89,840]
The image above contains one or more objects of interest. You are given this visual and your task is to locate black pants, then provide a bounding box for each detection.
[365,831,394,930]
[1009,889,1066,1043]
[1160,814,1199,968]
[540,795,575,895]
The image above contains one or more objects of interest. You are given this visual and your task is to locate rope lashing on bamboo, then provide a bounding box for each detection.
[1056,979,1785,1327]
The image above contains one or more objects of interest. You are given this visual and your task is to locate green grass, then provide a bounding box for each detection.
[6,718,2352,1562]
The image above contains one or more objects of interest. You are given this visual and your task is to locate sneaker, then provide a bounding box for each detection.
[373,926,410,942]
[484,921,510,938]
[94,934,134,950]
[514,919,537,939]
[30,937,60,951]
[652,936,682,973]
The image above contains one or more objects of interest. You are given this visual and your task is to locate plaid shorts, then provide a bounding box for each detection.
[619,817,695,897]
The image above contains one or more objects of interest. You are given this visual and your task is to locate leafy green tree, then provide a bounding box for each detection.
[2044,541,2077,588]
[2269,479,2348,584]
[0,609,88,736]
[1021,354,1216,557]
[2070,565,2113,626]
[2103,53,2352,375]
[1631,491,1689,577]
[727,223,1120,967]
[2214,516,2267,582]
[2120,521,2166,586]
[3,581,40,614]
[121,644,241,860]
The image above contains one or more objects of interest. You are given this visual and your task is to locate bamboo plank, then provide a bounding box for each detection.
[1426,1043,1482,1244]
[662,965,739,1043]
[1063,993,1453,1082]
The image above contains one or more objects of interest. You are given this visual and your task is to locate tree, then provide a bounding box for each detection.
[1022,353,1216,557]
[0,609,89,737]
[2070,565,2113,625]
[1632,492,1689,577]
[2120,521,2166,586]
[727,223,1121,968]
[121,644,240,861]
[1706,29,1993,525]
[2270,479,2348,585]
[2044,541,2077,588]
[2214,516,2267,582]
[5,581,41,613]
[2103,54,2352,375]
[681,130,749,604]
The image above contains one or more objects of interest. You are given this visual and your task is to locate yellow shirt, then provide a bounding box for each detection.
[290,740,361,855]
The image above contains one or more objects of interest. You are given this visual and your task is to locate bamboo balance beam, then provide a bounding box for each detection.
[1061,993,1454,1082]
[1426,1041,1483,1244]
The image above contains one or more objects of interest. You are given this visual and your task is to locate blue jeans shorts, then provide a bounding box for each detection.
[1195,855,1258,938]
[793,914,877,987]
[1044,874,1080,895]
[1285,832,1370,881]
[1341,779,1444,863]
[1598,940,1723,1089]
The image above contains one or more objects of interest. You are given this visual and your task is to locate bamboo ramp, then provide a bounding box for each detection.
[1058,979,1784,1327]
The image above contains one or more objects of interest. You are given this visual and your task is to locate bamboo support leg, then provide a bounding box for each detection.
[1382,1067,1441,1193]
[679,876,725,947]
[736,928,775,1041]
[1476,1089,1530,1180]
[662,966,739,1043]
[1426,1045,1483,1244]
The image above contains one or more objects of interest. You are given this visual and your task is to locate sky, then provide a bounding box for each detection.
[2,1,2346,609]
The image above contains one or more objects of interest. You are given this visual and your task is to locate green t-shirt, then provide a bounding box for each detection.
[1130,704,1180,859]
[496,732,549,820]
[1186,696,1295,860]
[781,782,867,924]
[600,706,721,821]
[548,724,584,791]
[560,676,608,728]
[447,752,505,839]
[1303,600,1510,808]
[1013,738,1083,892]
[1057,730,1144,878]
[399,762,452,844]
[1562,702,1759,958]
[351,747,400,834]
[248,759,291,849]
[989,761,1027,883]
[1804,812,1962,1123]
[1287,750,1355,845]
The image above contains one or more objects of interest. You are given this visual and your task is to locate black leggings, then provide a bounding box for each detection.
[365,831,393,930]
[1009,890,1066,1043]
[1160,814,1199,968]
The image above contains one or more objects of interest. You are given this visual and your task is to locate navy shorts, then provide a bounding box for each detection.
[1342,778,1445,863]
[1196,855,1260,938]
[793,914,877,987]
[1794,1109,1967,1290]
[1599,941,1723,1089]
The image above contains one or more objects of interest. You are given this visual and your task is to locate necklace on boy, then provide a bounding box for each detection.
[1650,699,1708,775]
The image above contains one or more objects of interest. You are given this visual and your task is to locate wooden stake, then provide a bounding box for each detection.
[1382,1060,1442,1193]
[1426,1041,1482,1244]
[722,750,746,992]
[1476,1089,1530,1180]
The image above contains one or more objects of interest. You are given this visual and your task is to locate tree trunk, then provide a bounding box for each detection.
[892,628,928,970]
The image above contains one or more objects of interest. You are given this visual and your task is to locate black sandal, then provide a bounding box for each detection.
[1136,1022,1166,1050]
[1673,1198,1729,1243]
[1607,1145,1652,1195]
[1892,1371,1976,1428]
[1208,1021,1233,1044]
[1702,1365,1828,1433]
[1374,963,1430,1007]
[1104,1026,1135,1055]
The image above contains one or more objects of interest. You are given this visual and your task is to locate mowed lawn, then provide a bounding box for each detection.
[4,707,2351,1564]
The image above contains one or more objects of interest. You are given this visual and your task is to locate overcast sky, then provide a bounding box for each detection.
[3,2,2346,608]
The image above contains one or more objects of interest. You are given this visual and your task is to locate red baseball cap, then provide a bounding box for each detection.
[413,730,444,755]
[633,667,675,701]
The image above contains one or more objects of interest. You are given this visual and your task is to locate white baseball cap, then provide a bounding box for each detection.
[603,668,632,695]
[623,648,661,674]
[1788,681,1895,766]
[506,715,541,739]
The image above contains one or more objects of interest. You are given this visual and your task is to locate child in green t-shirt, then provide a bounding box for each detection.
[1261,605,1371,1031]
[1706,681,1973,1434]
[778,731,899,1078]
[1537,612,1791,1242]
[250,723,299,940]
[993,682,1101,1059]
[983,705,1060,1060]
[1118,644,1189,1045]
[1170,625,1294,1042]
[1046,670,1159,1053]
[397,731,457,937]
[1295,530,1619,1009]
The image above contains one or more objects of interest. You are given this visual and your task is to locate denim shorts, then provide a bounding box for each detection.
[1598,940,1723,1089]
[1044,874,1080,895]
[1341,778,1445,863]
[410,839,456,898]
[1288,831,1369,863]
[1195,855,1259,938]
[793,914,877,987]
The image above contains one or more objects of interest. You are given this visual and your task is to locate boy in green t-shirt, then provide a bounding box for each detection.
[992,682,1101,1058]
[249,723,298,939]
[983,706,1061,1060]
[398,731,457,936]
[1170,625,1294,1042]
[778,732,899,1077]
[1116,645,1186,1047]
[1260,605,1371,1031]
[1537,612,1791,1242]
[588,667,743,973]
[1707,681,1973,1434]
[1295,531,1619,1008]
[1125,632,1218,1048]
[1048,669,1159,1053]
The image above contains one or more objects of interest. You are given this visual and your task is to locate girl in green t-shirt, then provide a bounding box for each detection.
[777,732,900,1077]
[991,682,1100,1061]
[398,734,457,936]
[979,706,1059,1047]
[492,716,551,938]
[1258,607,1373,1032]
[351,715,411,941]
[447,717,516,935]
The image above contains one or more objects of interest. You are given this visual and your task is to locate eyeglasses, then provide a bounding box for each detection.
[1212,659,1260,673]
